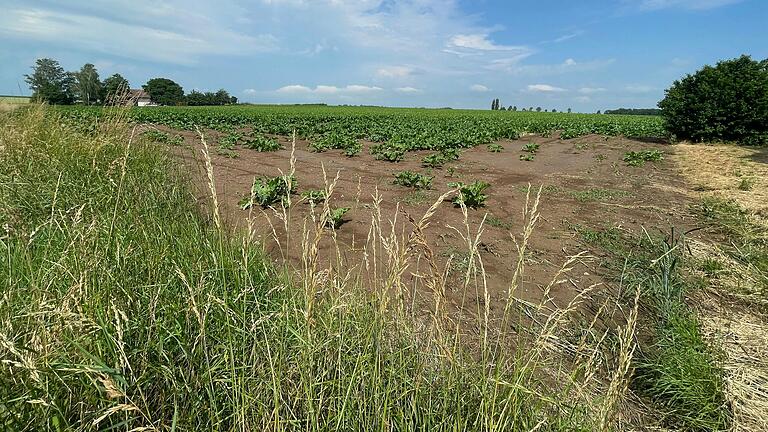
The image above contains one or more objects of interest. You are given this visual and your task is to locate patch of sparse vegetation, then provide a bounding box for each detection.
[301,189,326,204]
[393,171,433,190]
[570,188,631,202]
[327,207,350,229]
[143,129,184,145]
[623,149,664,167]
[487,143,504,152]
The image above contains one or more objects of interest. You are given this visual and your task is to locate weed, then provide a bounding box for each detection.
[487,143,504,153]
[737,177,754,191]
[327,207,350,229]
[519,153,536,161]
[623,149,664,167]
[240,174,297,209]
[402,190,430,206]
[487,214,513,230]
[522,143,540,153]
[301,189,326,204]
[449,180,490,208]
[393,171,433,190]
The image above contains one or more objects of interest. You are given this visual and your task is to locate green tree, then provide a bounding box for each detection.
[536,107,542,112]
[511,106,517,111]
[214,89,232,105]
[143,78,184,106]
[102,73,130,104]
[72,63,102,105]
[24,58,74,104]
[567,108,572,113]
[659,55,768,145]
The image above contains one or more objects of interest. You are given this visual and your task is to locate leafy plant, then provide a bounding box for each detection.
[301,189,326,204]
[448,181,490,208]
[521,143,540,153]
[371,143,406,162]
[519,154,535,161]
[244,135,282,152]
[143,129,183,145]
[327,207,350,229]
[240,175,297,209]
[487,143,504,152]
[623,149,664,167]
[310,133,361,156]
[393,171,433,190]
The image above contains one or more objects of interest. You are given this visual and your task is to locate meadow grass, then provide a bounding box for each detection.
[574,224,732,431]
[0,107,643,430]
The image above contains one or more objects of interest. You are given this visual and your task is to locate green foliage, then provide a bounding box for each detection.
[101,73,130,103]
[623,149,664,167]
[71,63,102,105]
[244,135,282,152]
[187,89,236,106]
[24,58,75,105]
[449,181,490,208]
[240,174,297,209]
[309,133,361,156]
[393,171,433,190]
[143,77,185,106]
[519,154,535,161]
[487,143,504,152]
[327,207,350,229]
[659,55,768,145]
[301,189,326,204]
[142,129,183,145]
[422,148,461,168]
[521,143,540,153]
[371,143,406,162]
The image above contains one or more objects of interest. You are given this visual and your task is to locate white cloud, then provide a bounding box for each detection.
[578,87,607,94]
[276,84,382,94]
[553,31,584,43]
[489,57,614,76]
[625,84,656,93]
[0,5,277,65]
[395,86,422,93]
[470,84,489,92]
[446,34,527,52]
[527,84,566,93]
[276,85,313,94]
[243,88,258,95]
[376,66,413,78]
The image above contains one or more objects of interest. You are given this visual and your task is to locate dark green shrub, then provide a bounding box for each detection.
[658,55,768,145]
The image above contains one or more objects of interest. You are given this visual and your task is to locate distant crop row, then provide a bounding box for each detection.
[59,105,665,154]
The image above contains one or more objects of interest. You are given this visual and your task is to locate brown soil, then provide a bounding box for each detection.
[162,127,694,319]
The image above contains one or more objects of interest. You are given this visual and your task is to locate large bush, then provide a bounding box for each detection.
[658,55,768,145]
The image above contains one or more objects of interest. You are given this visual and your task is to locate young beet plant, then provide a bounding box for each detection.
[393,171,433,190]
[327,207,350,229]
[239,174,297,209]
[519,142,540,161]
[487,143,504,153]
[301,189,326,204]
[449,181,490,209]
[243,135,282,152]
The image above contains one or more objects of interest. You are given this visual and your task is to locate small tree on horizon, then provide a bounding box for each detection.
[24,58,74,104]
[72,63,102,105]
[102,73,130,104]
[143,78,184,106]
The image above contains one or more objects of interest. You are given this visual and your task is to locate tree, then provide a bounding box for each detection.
[567,108,572,113]
[596,110,601,114]
[214,89,232,105]
[143,78,184,106]
[536,107,542,112]
[659,55,768,145]
[24,58,74,104]
[102,73,130,103]
[72,63,102,105]
[528,107,533,112]
[511,106,517,111]
[552,109,557,113]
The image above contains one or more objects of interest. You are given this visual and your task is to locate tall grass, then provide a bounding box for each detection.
[574,225,732,431]
[1,106,636,431]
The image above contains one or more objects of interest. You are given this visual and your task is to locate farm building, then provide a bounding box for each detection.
[128,89,157,107]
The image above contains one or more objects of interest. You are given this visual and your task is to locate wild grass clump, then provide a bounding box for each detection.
[575,225,732,430]
[0,107,645,431]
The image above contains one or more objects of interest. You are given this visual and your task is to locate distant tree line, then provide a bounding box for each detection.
[604,108,662,116]
[490,99,572,113]
[24,58,237,106]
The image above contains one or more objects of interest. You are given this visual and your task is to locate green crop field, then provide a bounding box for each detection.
[59,105,665,148]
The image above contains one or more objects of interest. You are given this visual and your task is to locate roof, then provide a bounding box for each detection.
[129,89,151,99]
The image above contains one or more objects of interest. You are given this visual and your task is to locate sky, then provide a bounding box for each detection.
[0,0,765,111]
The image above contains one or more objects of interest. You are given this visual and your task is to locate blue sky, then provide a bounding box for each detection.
[0,0,765,111]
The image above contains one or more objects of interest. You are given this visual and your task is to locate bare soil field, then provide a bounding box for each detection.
[168,127,693,318]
